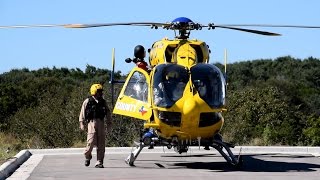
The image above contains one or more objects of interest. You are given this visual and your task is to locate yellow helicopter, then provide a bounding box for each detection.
[2,17,320,167]
[109,17,320,166]
[111,17,250,166]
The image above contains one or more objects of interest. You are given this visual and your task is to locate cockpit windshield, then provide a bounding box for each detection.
[153,64,188,108]
[191,64,226,108]
[153,63,225,108]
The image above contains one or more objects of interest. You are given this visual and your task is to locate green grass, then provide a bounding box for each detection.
[0,133,20,165]
[0,148,18,165]
[72,140,87,148]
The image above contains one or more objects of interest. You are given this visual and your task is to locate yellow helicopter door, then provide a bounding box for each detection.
[113,67,152,121]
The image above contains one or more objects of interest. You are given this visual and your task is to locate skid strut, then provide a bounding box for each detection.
[211,139,242,166]
[125,142,145,166]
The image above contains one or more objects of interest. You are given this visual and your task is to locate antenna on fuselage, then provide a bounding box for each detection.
[224,49,228,83]
[111,48,115,107]
[109,48,125,107]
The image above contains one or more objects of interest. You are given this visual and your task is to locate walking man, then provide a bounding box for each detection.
[79,83,112,168]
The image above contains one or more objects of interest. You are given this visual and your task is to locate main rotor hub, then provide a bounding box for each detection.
[169,17,202,39]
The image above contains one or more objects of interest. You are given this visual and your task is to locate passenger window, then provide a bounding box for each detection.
[124,71,148,102]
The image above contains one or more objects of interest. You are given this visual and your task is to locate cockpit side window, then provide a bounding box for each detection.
[124,71,148,102]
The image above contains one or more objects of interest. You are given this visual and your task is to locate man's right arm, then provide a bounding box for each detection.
[79,98,89,130]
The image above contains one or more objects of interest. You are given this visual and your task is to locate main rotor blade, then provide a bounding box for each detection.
[0,24,66,28]
[214,24,320,29]
[213,25,281,36]
[0,22,168,29]
[63,22,168,28]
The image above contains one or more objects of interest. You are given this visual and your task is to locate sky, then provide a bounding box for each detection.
[1,0,320,74]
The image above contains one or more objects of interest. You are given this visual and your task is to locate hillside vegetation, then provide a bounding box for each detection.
[0,57,319,157]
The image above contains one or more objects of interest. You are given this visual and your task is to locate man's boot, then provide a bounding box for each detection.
[95,160,104,168]
[85,159,90,167]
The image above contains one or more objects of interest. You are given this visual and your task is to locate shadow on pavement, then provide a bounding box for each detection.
[170,154,320,172]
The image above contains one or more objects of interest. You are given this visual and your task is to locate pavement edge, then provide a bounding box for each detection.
[0,150,32,180]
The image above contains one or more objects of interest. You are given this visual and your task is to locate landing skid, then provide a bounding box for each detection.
[125,136,243,167]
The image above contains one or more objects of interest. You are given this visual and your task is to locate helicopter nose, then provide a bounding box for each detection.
[183,97,199,116]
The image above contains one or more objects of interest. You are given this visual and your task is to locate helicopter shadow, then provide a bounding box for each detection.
[161,153,219,158]
[169,154,320,172]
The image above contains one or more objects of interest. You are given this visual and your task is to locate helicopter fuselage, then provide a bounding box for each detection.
[114,38,227,144]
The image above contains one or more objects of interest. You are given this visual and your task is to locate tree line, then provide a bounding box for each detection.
[0,57,319,152]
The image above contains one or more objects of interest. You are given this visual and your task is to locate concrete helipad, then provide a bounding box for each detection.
[2,146,320,180]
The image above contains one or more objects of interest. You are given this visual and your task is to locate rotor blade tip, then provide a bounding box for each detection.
[63,24,86,28]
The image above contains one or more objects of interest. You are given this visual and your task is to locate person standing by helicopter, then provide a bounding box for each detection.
[79,83,112,168]
[125,45,150,72]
